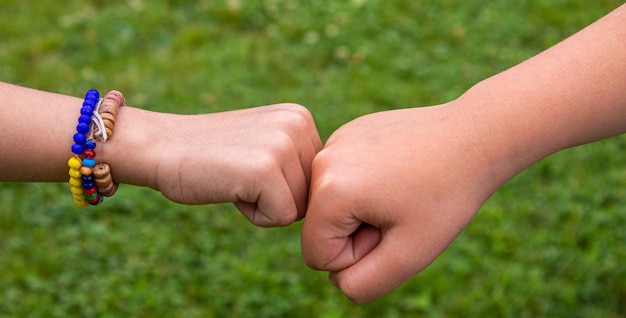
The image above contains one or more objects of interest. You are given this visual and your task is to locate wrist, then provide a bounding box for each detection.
[97,106,169,190]
[450,81,560,191]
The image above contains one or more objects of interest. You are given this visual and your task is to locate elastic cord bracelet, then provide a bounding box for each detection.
[91,90,125,197]
[68,89,125,208]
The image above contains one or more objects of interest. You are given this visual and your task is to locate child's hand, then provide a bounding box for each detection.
[301,105,496,303]
[106,103,322,227]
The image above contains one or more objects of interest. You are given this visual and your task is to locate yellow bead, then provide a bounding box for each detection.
[70,185,84,195]
[69,168,81,178]
[73,198,89,208]
[69,177,82,187]
[68,156,82,169]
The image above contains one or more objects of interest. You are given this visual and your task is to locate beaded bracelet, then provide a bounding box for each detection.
[91,90,125,197]
[68,89,125,208]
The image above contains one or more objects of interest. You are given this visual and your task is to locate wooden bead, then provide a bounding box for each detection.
[99,106,117,116]
[100,112,115,125]
[100,99,119,109]
[99,100,119,115]
[104,90,125,106]
[95,174,113,188]
[103,119,115,130]
[99,182,118,197]
[93,163,111,178]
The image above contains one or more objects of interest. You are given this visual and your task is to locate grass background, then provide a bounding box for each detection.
[1,0,625,316]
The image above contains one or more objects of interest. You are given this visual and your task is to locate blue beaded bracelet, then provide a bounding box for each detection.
[68,89,104,207]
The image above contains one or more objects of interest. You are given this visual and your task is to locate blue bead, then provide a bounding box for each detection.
[82,182,95,189]
[85,140,97,149]
[81,175,94,182]
[82,158,96,167]
[80,106,94,116]
[78,114,91,124]
[73,133,86,144]
[76,123,90,134]
[86,89,99,99]
[71,143,84,154]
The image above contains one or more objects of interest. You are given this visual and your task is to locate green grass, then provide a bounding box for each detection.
[1,0,625,317]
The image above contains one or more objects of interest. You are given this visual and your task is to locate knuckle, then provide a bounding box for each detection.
[311,154,353,201]
[251,148,284,172]
[279,103,313,118]
[274,103,313,130]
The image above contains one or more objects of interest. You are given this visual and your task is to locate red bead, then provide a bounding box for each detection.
[88,194,103,205]
[83,149,96,159]
[84,187,97,195]
[84,191,98,200]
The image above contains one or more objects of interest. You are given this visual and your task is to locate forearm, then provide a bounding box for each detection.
[457,4,626,186]
[0,83,83,182]
[0,82,162,187]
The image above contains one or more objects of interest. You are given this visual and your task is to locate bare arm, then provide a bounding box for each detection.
[463,4,626,189]
[302,4,626,304]
[0,83,322,227]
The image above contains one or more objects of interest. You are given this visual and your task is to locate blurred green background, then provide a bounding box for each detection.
[1,0,624,317]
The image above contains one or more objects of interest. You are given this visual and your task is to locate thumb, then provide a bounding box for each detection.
[327,227,424,304]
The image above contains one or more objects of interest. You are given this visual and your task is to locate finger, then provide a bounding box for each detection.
[289,124,317,186]
[234,171,298,227]
[328,227,421,304]
[326,223,382,270]
[282,145,309,221]
[304,112,323,153]
[266,104,320,220]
